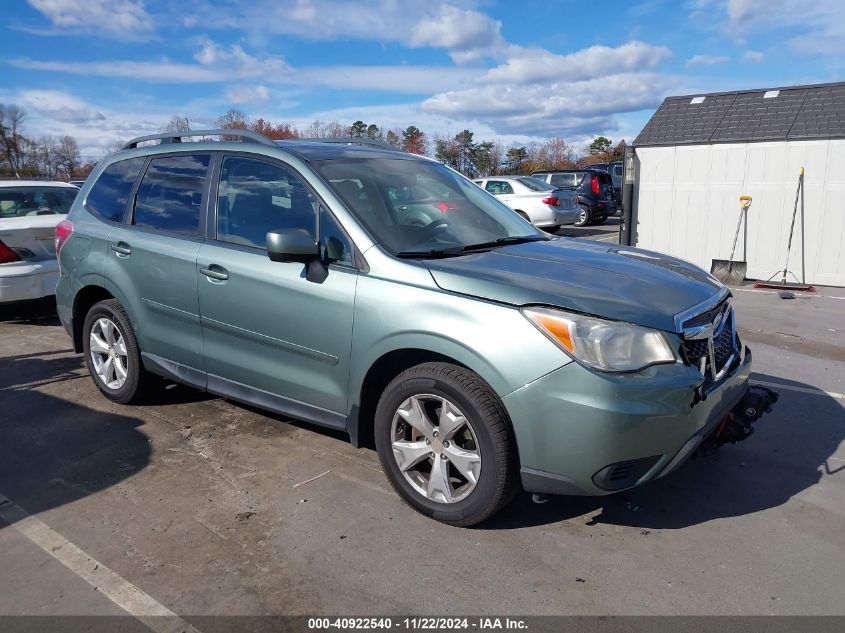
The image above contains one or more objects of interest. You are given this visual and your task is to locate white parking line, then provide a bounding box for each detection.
[753,381,845,401]
[591,234,620,242]
[0,493,200,633]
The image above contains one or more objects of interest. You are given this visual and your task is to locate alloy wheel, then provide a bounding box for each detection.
[89,317,128,390]
[390,394,482,503]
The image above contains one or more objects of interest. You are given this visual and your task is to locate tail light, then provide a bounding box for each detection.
[591,175,600,195]
[55,219,74,255]
[0,240,20,264]
[541,196,560,206]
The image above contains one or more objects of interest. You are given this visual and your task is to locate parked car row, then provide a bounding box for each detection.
[530,168,617,226]
[473,176,579,232]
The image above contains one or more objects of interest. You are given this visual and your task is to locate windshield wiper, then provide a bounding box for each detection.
[395,247,467,259]
[459,235,548,252]
[395,235,547,259]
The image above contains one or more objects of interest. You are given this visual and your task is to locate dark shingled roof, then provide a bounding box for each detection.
[634,81,845,146]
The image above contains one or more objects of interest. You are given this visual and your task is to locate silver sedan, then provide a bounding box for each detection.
[474,176,579,232]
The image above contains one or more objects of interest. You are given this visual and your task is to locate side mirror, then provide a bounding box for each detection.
[266,229,320,263]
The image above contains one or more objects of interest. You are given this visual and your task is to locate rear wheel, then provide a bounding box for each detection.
[374,362,518,526]
[515,210,530,223]
[82,299,153,404]
[574,205,591,227]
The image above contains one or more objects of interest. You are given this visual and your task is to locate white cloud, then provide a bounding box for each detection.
[742,50,764,62]
[724,0,845,55]
[422,72,677,136]
[224,84,270,104]
[486,41,672,83]
[686,54,730,66]
[174,1,506,62]
[10,43,475,94]
[26,0,154,39]
[10,42,292,83]
[408,5,506,62]
[16,90,106,124]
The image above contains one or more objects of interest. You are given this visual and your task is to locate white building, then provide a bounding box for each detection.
[630,81,845,287]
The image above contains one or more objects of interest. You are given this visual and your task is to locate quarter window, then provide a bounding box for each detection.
[133,155,210,235]
[85,157,146,222]
[216,156,317,249]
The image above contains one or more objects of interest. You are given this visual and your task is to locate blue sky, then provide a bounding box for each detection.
[2,0,843,158]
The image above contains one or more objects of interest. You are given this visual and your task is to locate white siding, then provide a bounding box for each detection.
[633,140,845,287]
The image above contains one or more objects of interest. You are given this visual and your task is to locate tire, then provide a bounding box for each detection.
[574,205,591,227]
[515,210,530,223]
[545,225,562,234]
[82,299,153,404]
[374,362,519,527]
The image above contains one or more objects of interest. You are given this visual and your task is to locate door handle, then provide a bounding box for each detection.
[110,242,131,256]
[200,265,229,281]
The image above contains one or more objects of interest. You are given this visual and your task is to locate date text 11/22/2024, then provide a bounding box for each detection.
[307,617,528,630]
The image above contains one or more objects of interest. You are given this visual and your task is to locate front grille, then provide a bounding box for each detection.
[682,302,739,381]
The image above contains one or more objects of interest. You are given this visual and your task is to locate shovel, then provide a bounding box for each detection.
[711,195,751,285]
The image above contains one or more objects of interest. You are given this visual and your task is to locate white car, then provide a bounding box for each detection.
[0,181,79,303]
[474,176,579,232]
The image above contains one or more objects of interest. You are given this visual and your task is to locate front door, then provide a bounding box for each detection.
[197,155,357,420]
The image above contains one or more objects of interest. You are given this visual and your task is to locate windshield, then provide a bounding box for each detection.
[0,186,78,217]
[315,157,544,255]
[517,177,553,192]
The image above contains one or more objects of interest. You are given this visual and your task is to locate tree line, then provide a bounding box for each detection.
[0,104,89,180]
[1,102,626,181]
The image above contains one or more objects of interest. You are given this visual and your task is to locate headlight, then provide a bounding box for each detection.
[522,307,676,372]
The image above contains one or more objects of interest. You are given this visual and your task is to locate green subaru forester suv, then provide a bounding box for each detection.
[55,130,776,526]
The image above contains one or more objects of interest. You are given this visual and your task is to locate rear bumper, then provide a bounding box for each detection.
[505,347,754,496]
[528,205,580,228]
[0,260,59,303]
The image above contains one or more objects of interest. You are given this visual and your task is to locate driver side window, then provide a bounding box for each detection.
[217,156,317,249]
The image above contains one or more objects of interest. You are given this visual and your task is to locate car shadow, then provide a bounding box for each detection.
[0,297,60,326]
[0,357,151,526]
[485,373,844,530]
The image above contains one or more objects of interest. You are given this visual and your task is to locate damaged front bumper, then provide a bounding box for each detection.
[506,346,779,497]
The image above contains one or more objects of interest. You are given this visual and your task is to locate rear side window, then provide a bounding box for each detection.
[85,157,146,222]
[485,180,514,195]
[549,173,580,187]
[133,155,210,236]
[0,186,77,217]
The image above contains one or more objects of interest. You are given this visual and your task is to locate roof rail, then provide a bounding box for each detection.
[294,136,400,150]
[121,128,277,150]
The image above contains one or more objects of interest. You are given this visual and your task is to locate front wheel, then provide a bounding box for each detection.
[374,363,518,526]
[82,299,153,404]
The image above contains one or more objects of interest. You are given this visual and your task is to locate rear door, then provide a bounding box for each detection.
[196,154,357,420]
[104,153,211,374]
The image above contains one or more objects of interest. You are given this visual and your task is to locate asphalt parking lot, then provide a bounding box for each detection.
[0,240,843,620]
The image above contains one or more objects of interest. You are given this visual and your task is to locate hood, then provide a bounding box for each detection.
[425,237,723,332]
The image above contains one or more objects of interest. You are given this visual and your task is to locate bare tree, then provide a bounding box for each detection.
[54,136,80,180]
[0,104,26,175]
[160,115,191,134]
